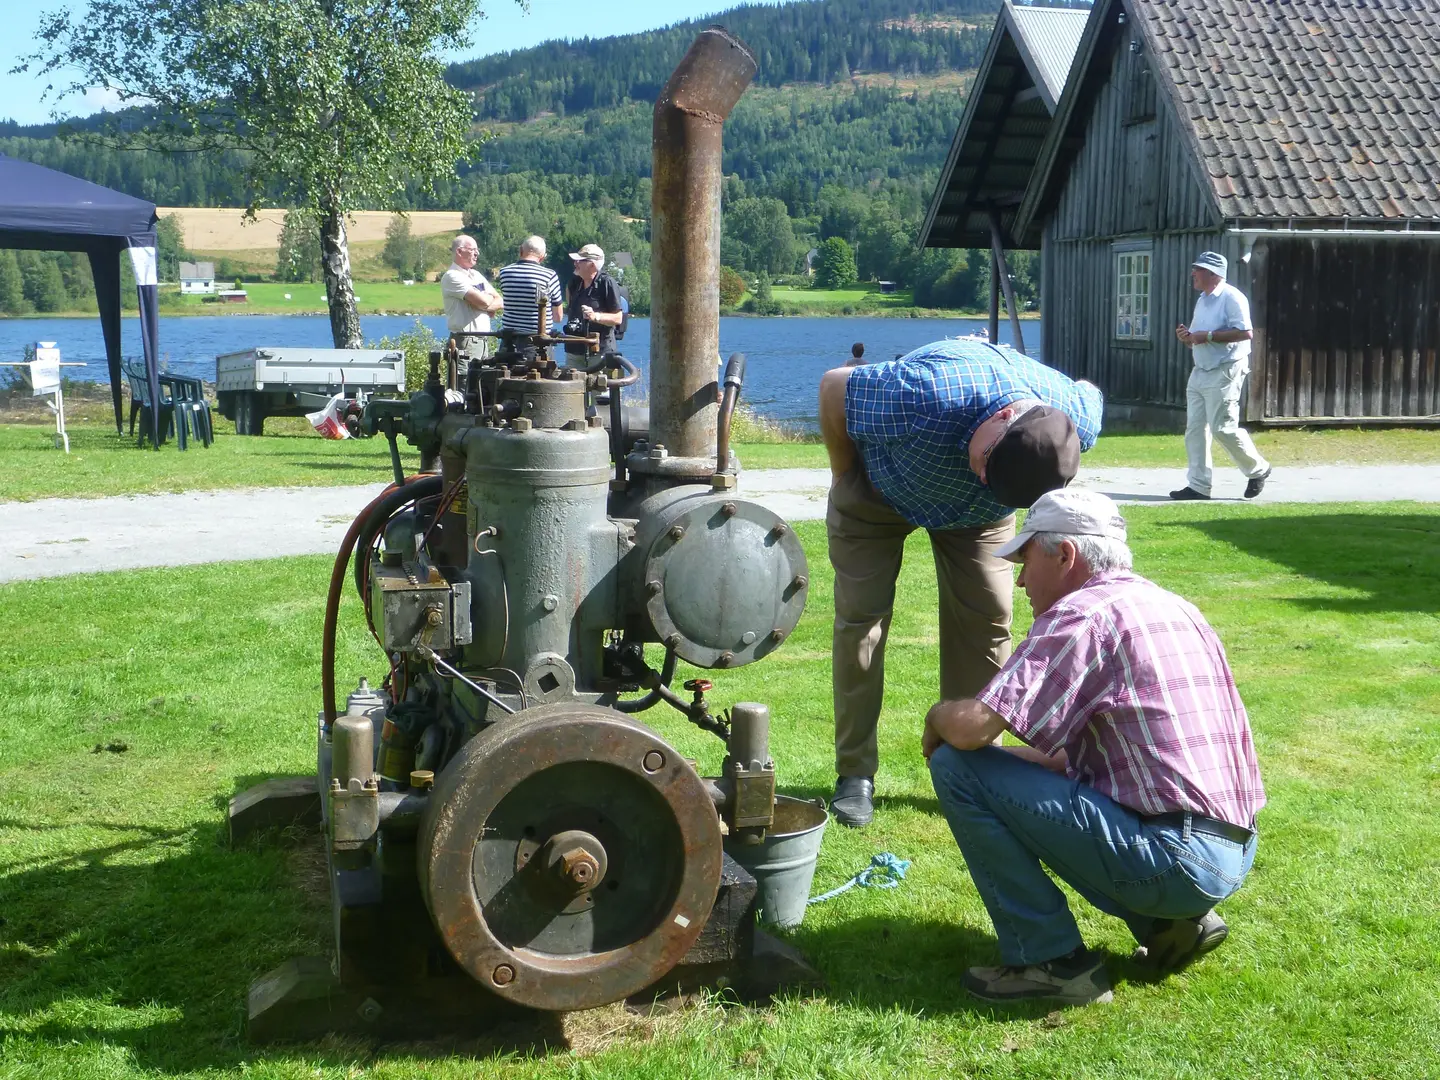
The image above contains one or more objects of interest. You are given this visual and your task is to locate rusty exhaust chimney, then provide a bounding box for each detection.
[649,28,757,469]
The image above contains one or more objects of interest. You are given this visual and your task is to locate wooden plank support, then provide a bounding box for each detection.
[989,250,1001,346]
[989,209,1026,355]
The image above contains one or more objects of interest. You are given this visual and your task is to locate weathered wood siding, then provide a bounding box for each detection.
[1252,238,1440,420]
[1038,37,1222,412]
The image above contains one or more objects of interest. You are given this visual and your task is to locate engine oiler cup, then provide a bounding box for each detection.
[723,795,828,929]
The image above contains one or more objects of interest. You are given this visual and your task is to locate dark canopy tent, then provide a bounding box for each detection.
[0,153,163,446]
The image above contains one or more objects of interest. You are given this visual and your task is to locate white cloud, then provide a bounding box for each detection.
[80,84,126,112]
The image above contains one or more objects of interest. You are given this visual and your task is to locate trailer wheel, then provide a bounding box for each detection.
[235,393,267,436]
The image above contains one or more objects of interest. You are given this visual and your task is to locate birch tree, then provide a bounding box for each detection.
[25,0,490,346]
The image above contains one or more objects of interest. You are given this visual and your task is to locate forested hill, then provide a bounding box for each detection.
[0,0,1015,209]
[0,0,1089,316]
[451,0,996,121]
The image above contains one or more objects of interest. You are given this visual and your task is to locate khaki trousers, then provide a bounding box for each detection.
[1185,362,1270,496]
[828,467,1016,778]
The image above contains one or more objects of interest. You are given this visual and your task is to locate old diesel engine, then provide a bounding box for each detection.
[230,28,820,1042]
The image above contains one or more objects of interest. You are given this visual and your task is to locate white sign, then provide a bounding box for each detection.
[31,343,61,396]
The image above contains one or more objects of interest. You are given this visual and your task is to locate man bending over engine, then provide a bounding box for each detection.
[924,489,1264,1006]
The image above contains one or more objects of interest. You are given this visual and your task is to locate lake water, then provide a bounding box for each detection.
[0,314,1043,427]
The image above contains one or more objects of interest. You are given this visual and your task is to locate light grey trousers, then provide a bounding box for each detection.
[1185,362,1270,495]
[827,467,1015,778]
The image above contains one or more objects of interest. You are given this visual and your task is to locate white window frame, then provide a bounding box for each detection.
[1113,244,1152,341]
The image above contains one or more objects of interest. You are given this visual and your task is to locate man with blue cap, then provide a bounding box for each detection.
[1172,251,1272,501]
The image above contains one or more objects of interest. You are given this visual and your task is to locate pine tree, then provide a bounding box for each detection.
[276,210,321,283]
[814,236,857,289]
[382,213,415,280]
[32,259,69,312]
[0,249,28,314]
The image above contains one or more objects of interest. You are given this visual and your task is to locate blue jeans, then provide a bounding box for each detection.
[928,744,1257,966]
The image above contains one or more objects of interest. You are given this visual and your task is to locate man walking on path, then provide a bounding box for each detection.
[818,338,1104,828]
[497,235,563,337]
[1172,251,1272,501]
[925,490,1264,1005]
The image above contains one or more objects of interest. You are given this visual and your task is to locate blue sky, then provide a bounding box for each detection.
[0,0,777,127]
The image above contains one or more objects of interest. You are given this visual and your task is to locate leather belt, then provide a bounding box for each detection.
[1147,811,1254,845]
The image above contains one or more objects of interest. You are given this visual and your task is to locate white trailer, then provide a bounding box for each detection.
[215,347,406,435]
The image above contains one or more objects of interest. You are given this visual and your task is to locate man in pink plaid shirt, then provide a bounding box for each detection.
[924,489,1264,1006]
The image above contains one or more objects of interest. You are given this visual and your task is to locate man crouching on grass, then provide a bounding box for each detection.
[924,489,1264,1006]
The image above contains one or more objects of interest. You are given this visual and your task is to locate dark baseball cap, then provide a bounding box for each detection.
[984,406,1081,508]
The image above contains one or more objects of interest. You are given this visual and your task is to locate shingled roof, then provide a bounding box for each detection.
[1021,0,1440,230]
[1142,0,1440,222]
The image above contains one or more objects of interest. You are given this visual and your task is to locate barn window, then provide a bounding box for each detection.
[1114,245,1152,341]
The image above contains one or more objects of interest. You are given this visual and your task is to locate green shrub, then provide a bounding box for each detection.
[369,319,443,393]
[718,265,747,309]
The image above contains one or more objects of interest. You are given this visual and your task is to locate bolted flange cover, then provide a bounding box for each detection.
[416,702,722,1011]
[644,497,808,668]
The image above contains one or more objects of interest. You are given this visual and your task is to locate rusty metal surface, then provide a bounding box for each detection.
[417,703,722,1011]
[650,28,758,465]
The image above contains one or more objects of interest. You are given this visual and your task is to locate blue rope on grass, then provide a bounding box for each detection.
[807,852,912,905]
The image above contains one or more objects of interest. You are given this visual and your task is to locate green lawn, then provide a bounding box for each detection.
[771,285,914,307]
[162,281,443,316]
[1,503,1438,1077]
[2,419,1437,502]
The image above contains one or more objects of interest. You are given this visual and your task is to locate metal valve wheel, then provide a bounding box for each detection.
[416,702,722,1011]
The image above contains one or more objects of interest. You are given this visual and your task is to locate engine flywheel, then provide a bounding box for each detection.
[417,702,722,1011]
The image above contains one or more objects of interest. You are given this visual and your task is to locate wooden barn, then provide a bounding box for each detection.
[923,0,1440,428]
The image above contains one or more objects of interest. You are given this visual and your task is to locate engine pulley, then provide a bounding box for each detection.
[417,703,722,1011]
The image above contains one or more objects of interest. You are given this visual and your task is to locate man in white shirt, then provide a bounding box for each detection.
[441,235,503,374]
[1171,251,1272,501]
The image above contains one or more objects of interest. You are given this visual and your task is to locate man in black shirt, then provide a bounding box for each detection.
[565,243,623,357]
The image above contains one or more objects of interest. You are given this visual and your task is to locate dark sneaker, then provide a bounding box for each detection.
[831,775,874,828]
[963,948,1114,1005]
[1244,468,1273,499]
[1132,910,1229,972]
[1169,486,1211,501]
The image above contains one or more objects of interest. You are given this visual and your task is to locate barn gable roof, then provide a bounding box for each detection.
[1018,0,1440,235]
[918,2,1089,250]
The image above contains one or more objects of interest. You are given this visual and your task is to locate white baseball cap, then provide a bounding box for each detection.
[995,489,1128,562]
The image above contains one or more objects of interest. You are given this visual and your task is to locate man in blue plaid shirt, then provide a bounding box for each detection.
[818,337,1104,827]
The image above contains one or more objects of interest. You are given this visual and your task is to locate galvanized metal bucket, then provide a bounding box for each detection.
[725,795,828,929]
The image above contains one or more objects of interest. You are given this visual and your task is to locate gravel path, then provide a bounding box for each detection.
[4,464,1437,582]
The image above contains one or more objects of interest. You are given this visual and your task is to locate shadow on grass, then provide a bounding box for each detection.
[792,913,1138,1021]
[284,459,392,473]
[0,786,1146,1073]
[1175,512,1440,613]
[0,818,568,1073]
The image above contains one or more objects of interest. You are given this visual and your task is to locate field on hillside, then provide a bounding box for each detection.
[178,238,421,283]
[160,281,442,315]
[159,208,464,252]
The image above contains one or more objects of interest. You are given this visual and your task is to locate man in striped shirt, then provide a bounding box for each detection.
[496,235,563,337]
[924,489,1264,1005]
